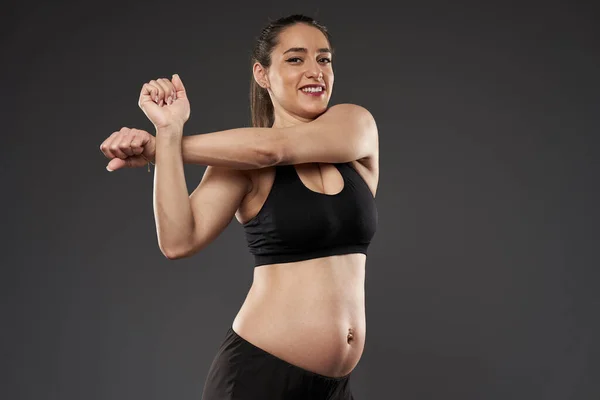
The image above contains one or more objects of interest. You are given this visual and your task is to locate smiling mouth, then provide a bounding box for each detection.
[299,86,325,96]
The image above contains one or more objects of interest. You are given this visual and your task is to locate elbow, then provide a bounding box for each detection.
[259,141,283,168]
[161,238,203,260]
[160,244,190,260]
[262,131,289,167]
[160,226,207,260]
[162,250,181,260]
[158,227,197,260]
[161,246,180,260]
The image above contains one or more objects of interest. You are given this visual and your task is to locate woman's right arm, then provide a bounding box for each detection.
[155,134,252,260]
[182,164,252,259]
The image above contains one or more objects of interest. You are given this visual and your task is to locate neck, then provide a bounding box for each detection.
[271,106,313,129]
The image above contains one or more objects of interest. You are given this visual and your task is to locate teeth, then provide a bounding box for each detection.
[301,86,323,93]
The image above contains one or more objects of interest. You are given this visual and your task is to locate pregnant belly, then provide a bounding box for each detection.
[232,255,367,378]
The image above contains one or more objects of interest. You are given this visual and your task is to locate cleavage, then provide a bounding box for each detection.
[293,163,345,195]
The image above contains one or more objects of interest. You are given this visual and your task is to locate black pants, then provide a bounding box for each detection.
[201,326,355,400]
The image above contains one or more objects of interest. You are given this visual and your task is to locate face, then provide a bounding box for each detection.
[254,23,334,124]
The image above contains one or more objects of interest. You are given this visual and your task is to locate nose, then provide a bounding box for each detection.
[305,62,323,81]
[306,70,323,81]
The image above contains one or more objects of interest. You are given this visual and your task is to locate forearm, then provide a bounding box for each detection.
[153,127,194,258]
[181,127,280,169]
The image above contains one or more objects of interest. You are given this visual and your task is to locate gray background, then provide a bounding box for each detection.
[2,0,598,399]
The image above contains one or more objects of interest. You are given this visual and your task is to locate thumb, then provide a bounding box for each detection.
[106,156,147,171]
[106,158,127,171]
[172,73,186,96]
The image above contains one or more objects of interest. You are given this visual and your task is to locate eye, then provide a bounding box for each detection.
[285,57,332,64]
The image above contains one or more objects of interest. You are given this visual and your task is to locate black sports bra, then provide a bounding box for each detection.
[242,162,378,267]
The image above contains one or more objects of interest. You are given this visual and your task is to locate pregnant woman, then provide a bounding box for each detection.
[100,14,379,399]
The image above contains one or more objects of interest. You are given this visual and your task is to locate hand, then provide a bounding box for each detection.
[99,127,156,171]
[139,74,190,130]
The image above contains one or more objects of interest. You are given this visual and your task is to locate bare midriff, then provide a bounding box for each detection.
[232,252,366,379]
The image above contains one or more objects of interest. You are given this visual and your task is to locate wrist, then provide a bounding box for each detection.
[154,134,183,164]
[155,123,184,137]
[156,133,183,148]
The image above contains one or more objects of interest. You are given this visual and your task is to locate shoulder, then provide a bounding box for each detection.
[322,103,376,124]
[274,103,378,166]
[326,104,379,185]
[320,103,378,139]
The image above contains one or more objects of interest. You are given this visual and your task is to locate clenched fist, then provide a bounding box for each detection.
[139,74,190,130]
[99,127,156,171]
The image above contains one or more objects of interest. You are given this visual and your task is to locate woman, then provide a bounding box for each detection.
[100,14,378,400]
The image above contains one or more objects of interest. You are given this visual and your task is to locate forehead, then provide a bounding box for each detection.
[274,23,330,53]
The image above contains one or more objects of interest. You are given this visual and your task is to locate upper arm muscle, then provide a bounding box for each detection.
[185,166,252,256]
[274,103,378,165]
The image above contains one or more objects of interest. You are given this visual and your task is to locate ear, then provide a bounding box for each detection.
[252,62,270,89]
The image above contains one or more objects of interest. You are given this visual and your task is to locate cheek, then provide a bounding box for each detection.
[283,74,299,93]
[275,80,300,100]
[271,75,294,96]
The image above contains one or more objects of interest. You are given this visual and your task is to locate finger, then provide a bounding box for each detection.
[158,78,173,99]
[172,74,186,99]
[106,157,126,171]
[102,130,128,159]
[99,131,120,158]
[140,83,158,104]
[106,127,131,159]
[117,128,137,157]
[129,129,150,156]
[145,82,160,102]
[170,80,177,100]
[137,131,155,162]
[106,155,148,171]
[157,78,173,105]
[149,80,165,106]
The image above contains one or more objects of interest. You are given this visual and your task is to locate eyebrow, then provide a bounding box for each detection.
[282,47,332,55]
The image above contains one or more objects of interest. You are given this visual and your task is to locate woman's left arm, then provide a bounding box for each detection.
[179,103,377,169]
[270,103,378,165]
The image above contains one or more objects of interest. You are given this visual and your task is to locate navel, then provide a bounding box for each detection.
[347,328,354,344]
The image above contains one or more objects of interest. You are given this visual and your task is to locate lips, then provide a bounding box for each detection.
[299,84,325,90]
[299,84,326,97]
